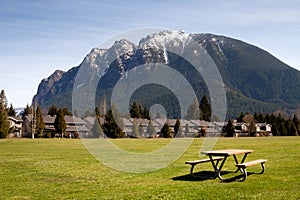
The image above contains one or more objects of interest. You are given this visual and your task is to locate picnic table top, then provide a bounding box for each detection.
[201,149,254,156]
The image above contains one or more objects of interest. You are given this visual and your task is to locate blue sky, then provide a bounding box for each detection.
[0,0,299,107]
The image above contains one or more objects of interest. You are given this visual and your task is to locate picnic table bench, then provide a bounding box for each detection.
[185,157,223,176]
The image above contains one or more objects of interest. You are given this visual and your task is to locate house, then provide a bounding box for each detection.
[232,122,272,137]
[255,123,272,136]
[23,114,88,138]
[190,120,218,137]
[8,116,23,137]
[233,122,249,136]
[122,118,133,137]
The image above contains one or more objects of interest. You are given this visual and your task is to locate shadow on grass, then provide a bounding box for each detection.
[172,171,256,182]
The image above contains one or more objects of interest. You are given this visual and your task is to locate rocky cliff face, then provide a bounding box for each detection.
[33,30,300,118]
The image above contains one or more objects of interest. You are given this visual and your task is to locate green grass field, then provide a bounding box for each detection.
[0,137,299,200]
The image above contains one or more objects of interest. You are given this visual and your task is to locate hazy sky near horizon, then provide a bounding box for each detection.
[0,0,299,107]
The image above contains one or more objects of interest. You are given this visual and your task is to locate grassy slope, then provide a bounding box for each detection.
[0,137,299,200]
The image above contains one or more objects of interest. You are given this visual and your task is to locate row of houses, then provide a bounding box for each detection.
[8,115,272,138]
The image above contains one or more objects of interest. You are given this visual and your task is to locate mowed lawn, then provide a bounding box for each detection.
[0,137,299,200]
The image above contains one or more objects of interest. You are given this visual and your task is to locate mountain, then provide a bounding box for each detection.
[33,30,300,119]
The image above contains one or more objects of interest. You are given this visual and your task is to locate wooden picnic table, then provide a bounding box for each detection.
[201,149,253,180]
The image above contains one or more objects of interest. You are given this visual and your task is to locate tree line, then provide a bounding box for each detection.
[225,112,300,137]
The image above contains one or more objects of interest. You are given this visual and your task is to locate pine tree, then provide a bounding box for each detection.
[91,117,103,138]
[102,109,125,138]
[146,120,156,137]
[35,106,45,138]
[138,123,144,137]
[0,90,9,138]
[131,119,139,137]
[7,104,16,117]
[237,112,244,123]
[184,124,189,136]
[292,115,300,135]
[22,104,32,118]
[199,95,212,121]
[226,119,235,137]
[174,119,180,137]
[161,122,172,138]
[130,102,140,118]
[185,98,200,120]
[54,109,66,137]
[62,107,72,116]
[48,105,58,116]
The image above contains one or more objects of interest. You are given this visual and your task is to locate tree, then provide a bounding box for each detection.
[248,120,257,136]
[185,98,200,120]
[62,107,72,116]
[48,105,58,116]
[226,119,235,137]
[237,112,245,122]
[199,95,212,121]
[131,119,140,137]
[146,120,156,137]
[174,119,180,137]
[54,109,66,137]
[7,103,16,117]
[0,90,9,138]
[130,102,141,118]
[184,124,189,136]
[0,90,8,108]
[242,114,254,123]
[22,104,32,118]
[161,122,172,138]
[35,106,45,138]
[143,107,150,120]
[102,109,125,138]
[138,123,144,137]
[292,115,300,135]
[91,117,104,138]
[129,102,150,119]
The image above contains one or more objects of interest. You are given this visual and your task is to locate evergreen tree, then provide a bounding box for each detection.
[91,117,103,138]
[200,95,212,121]
[130,102,140,118]
[7,103,16,117]
[22,104,32,118]
[54,109,66,138]
[0,90,8,108]
[0,90,9,138]
[248,120,257,136]
[184,124,189,136]
[146,120,156,137]
[237,112,244,122]
[131,119,139,137]
[161,122,172,138]
[292,115,300,135]
[48,105,58,116]
[102,109,125,138]
[185,98,200,120]
[143,107,150,120]
[138,123,144,137]
[62,107,72,116]
[35,106,45,138]
[95,107,100,117]
[174,119,180,137]
[226,119,235,137]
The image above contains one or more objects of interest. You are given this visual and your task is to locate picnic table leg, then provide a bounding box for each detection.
[209,155,227,180]
[233,153,250,173]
